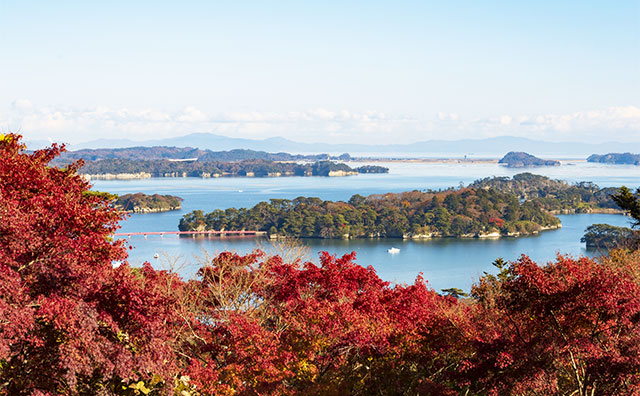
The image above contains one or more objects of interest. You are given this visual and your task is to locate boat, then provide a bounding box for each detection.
[387,247,400,254]
[153,253,159,259]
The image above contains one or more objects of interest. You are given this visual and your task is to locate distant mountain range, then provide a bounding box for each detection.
[52,147,342,163]
[27,133,640,158]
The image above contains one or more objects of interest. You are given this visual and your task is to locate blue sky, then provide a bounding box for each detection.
[1,0,638,144]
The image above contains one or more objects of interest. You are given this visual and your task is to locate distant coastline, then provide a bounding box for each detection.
[78,160,388,180]
[83,168,376,180]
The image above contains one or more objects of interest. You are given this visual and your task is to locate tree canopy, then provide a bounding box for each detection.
[179,188,560,238]
[612,186,640,227]
[0,134,175,394]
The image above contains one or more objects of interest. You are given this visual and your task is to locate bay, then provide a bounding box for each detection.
[92,161,639,292]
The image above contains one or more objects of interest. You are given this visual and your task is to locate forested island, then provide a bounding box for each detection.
[179,173,630,239]
[587,152,640,165]
[114,193,183,213]
[78,159,388,179]
[179,186,561,239]
[470,173,621,214]
[498,151,560,167]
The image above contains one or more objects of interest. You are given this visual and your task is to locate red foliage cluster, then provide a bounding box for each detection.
[1,134,639,395]
[469,255,640,395]
[174,251,468,395]
[0,135,175,394]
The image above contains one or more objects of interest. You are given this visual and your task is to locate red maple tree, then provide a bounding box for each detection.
[468,255,640,395]
[0,134,175,394]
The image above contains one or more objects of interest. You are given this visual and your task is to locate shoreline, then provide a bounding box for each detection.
[125,212,629,241]
[551,208,626,215]
[120,207,181,214]
[84,171,369,180]
[197,224,564,241]
[350,158,589,164]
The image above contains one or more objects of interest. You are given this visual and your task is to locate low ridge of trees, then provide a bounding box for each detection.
[115,193,183,213]
[471,173,620,213]
[3,134,640,395]
[77,158,388,178]
[179,188,561,238]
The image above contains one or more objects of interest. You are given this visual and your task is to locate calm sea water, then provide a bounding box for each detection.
[93,161,639,292]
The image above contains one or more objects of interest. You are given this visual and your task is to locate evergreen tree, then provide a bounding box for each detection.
[612,186,640,227]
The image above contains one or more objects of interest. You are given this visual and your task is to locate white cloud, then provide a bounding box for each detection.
[499,115,512,125]
[11,98,33,111]
[1,101,639,145]
[176,106,208,123]
[437,112,459,121]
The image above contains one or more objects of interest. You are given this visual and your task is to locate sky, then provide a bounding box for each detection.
[1,0,639,145]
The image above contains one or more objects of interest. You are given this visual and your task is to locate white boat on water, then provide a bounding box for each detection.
[387,247,400,254]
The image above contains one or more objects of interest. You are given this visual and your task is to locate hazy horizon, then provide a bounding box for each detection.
[24,131,640,148]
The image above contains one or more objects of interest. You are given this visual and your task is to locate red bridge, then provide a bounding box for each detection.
[114,230,267,238]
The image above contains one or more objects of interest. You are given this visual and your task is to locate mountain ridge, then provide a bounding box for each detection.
[28,133,640,158]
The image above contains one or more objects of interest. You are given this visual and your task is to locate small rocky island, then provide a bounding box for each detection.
[499,152,560,168]
[587,153,640,165]
[115,193,183,213]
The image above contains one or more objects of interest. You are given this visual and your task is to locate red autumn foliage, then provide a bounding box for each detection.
[0,134,175,394]
[467,255,640,395]
[488,217,505,228]
[1,134,639,395]
[173,251,468,395]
